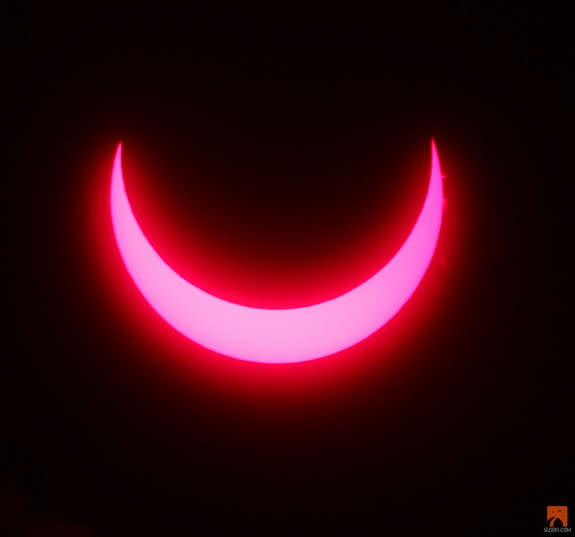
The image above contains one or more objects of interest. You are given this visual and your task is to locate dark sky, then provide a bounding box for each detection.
[6,6,572,535]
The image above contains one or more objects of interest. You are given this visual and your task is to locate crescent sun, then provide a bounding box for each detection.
[110,140,445,363]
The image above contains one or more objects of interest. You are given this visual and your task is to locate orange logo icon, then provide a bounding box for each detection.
[547,506,568,527]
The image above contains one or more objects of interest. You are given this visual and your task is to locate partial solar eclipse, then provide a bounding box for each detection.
[110,140,445,363]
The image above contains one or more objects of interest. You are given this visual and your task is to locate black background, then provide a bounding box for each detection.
[6,6,572,535]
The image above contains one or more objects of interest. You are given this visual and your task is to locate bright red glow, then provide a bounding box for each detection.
[110,140,444,363]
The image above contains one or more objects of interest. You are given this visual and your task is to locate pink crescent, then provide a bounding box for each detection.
[111,140,444,363]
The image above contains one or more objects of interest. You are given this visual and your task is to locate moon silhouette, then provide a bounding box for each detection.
[110,140,444,363]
